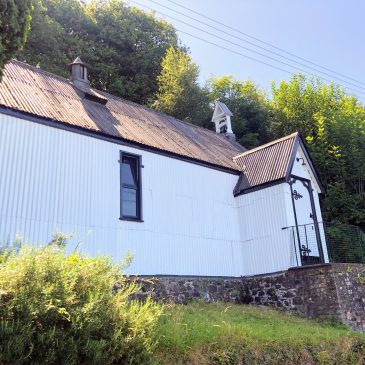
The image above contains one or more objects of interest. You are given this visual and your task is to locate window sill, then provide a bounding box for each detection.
[119,217,144,223]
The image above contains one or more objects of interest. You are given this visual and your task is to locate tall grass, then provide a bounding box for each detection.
[154,302,365,365]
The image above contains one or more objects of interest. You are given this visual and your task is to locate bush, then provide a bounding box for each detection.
[0,238,162,364]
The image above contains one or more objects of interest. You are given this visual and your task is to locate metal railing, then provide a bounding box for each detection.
[286,222,325,266]
[285,222,365,265]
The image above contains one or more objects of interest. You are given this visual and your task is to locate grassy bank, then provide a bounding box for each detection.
[152,302,365,365]
[1,242,364,364]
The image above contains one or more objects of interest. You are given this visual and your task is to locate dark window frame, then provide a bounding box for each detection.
[119,151,143,222]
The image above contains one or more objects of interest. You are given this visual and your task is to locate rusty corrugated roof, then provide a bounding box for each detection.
[233,132,299,194]
[0,60,246,171]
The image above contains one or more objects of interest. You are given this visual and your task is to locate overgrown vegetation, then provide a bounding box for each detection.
[153,302,365,365]
[0,240,161,365]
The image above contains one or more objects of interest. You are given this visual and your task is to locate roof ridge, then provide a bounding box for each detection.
[10,59,72,84]
[233,132,298,160]
[8,60,236,145]
[102,91,211,133]
[94,89,235,142]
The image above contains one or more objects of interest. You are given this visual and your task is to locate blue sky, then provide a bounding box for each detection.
[129,0,365,101]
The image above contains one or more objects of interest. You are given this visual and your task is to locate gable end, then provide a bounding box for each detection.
[233,133,324,196]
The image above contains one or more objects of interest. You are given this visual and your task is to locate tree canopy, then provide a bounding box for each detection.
[0,0,32,76]
[18,0,179,103]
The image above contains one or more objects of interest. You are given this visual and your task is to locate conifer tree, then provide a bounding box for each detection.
[0,0,31,76]
[152,47,211,125]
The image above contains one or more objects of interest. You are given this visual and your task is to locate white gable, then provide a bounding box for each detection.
[291,145,322,194]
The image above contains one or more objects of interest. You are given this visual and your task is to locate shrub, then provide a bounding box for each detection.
[0,238,162,364]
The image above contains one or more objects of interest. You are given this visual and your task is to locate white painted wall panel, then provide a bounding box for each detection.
[0,113,328,276]
[235,184,293,275]
[0,114,244,276]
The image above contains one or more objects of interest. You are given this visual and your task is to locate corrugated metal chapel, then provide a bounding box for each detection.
[0,58,328,276]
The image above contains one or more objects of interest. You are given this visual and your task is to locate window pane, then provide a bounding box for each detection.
[122,187,137,217]
[122,157,137,186]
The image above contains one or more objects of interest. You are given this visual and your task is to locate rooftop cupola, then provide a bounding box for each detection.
[69,56,89,91]
[211,100,235,141]
[68,56,108,105]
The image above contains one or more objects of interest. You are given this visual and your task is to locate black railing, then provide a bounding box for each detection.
[286,222,325,266]
[285,222,365,266]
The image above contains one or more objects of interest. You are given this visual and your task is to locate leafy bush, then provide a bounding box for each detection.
[0,238,162,365]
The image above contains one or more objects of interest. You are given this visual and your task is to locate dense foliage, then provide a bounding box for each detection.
[0,238,161,365]
[18,0,179,103]
[0,0,31,76]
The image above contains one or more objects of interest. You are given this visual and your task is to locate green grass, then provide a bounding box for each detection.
[152,302,365,365]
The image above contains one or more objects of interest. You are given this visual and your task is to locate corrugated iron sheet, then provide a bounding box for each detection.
[0,112,247,276]
[0,61,245,171]
[233,133,298,192]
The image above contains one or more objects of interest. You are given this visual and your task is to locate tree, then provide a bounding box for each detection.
[86,0,179,103]
[18,0,180,104]
[0,0,32,76]
[271,74,365,226]
[208,75,272,148]
[152,47,211,124]
[270,74,345,138]
[18,0,75,77]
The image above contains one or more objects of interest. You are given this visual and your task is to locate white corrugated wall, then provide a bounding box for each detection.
[0,113,305,276]
[0,114,242,276]
[235,184,294,275]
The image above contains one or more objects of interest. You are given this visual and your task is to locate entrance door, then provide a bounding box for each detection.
[289,175,324,265]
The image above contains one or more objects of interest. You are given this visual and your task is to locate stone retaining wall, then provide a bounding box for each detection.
[134,263,365,332]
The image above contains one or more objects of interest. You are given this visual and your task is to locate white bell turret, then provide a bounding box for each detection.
[211,100,235,141]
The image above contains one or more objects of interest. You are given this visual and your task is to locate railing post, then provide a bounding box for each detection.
[292,227,299,266]
[304,225,308,254]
